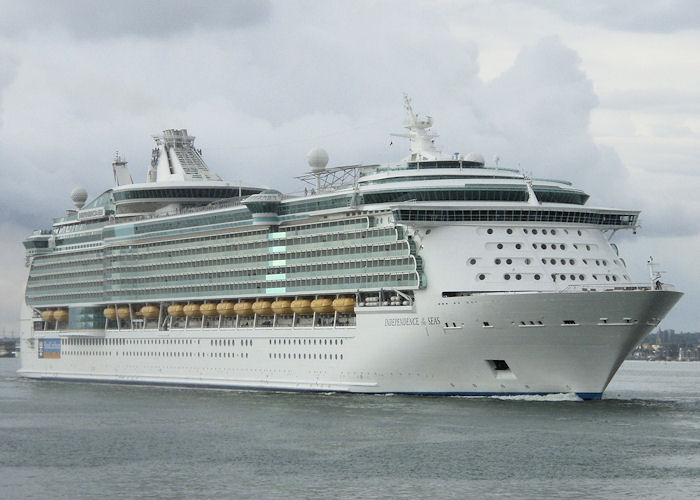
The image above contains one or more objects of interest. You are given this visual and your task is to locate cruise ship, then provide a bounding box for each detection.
[19,97,682,399]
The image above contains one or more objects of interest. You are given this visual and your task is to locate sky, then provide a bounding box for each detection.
[0,0,698,335]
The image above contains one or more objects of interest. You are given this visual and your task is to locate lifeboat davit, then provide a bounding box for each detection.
[290,299,312,314]
[183,303,202,318]
[200,303,219,317]
[311,298,334,314]
[217,302,236,317]
[117,307,131,320]
[333,297,356,314]
[234,301,253,316]
[252,300,273,316]
[41,309,55,322]
[53,309,69,322]
[103,307,116,320]
[168,304,185,317]
[271,299,293,315]
[140,305,159,319]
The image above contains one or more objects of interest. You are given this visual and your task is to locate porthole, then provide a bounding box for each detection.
[523,229,529,234]
[532,229,538,235]
[515,274,522,280]
[551,229,557,235]
[560,259,566,265]
[551,244,556,250]
[550,259,556,265]
[542,229,548,235]
[504,274,511,280]
[532,243,537,249]
[525,258,531,265]
[603,260,608,266]
[495,258,501,264]
[515,243,522,249]
[596,260,600,266]
[569,259,575,265]
[560,274,566,280]
[478,274,486,280]
[560,244,565,250]
[507,228,513,234]
[534,274,541,280]
[506,259,512,265]
[541,244,547,250]
[570,274,575,280]
[612,275,618,281]
[579,274,584,280]
[487,228,494,234]
[605,275,610,281]
[593,275,598,280]
[586,245,591,251]
[541,258,547,264]
[578,230,582,236]
[497,243,503,249]
[469,258,477,265]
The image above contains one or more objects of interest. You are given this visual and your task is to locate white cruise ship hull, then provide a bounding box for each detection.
[18,289,681,400]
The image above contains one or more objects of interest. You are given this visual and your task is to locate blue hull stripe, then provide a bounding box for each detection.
[28,376,604,400]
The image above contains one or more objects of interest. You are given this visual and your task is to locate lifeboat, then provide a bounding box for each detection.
[252,300,273,316]
[200,303,219,317]
[271,299,293,315]
[291,299,312,314]
[333,297,356,314]
[41,310,55,322]
[117,307,131,320]
[168,304,185,318]
[103,307,116,320]
[53,309,69,322]
[140,305,159,319]
[216,302,236,317]
[183,303,202,318]
[311,298,334,314]
[234,301,253,316]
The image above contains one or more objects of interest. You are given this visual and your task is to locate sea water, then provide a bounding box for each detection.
[0,358,698,499]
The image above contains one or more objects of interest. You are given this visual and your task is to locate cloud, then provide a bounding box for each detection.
[526,0,700,33]
[462,36,631,207]
[600,89,700,114]
[0,0,271,39]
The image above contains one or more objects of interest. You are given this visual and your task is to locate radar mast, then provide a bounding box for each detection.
[391,94,440,161]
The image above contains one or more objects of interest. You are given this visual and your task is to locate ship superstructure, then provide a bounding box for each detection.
[19,99,682,399]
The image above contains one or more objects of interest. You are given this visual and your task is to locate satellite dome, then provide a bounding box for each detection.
[71,187,88,209]
[464,152,485,165]
[307,147,329,173]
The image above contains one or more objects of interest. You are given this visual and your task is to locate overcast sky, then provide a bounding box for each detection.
[0,0,698,334]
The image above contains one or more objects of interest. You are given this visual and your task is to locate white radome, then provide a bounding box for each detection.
[307,147,329,173]
[70,187,88,209]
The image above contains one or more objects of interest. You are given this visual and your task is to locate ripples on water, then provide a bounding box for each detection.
[0,359,698,499]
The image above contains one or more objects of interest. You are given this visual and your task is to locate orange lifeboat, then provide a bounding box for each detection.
[291,299,312,315]
[117,307,131,320]
[200,303,219,317]
[168,304,186,318]
[183,303,202,318]
[311,298,334,314]
[216,302,236,317]
[333,297,356,314]
[41,310,55,322]
[53,309,69,322]
[140,305,159,319]
[271,299,293,315]
[103,307,116,320]
[234,301,253,316]
[252,300,273,316]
